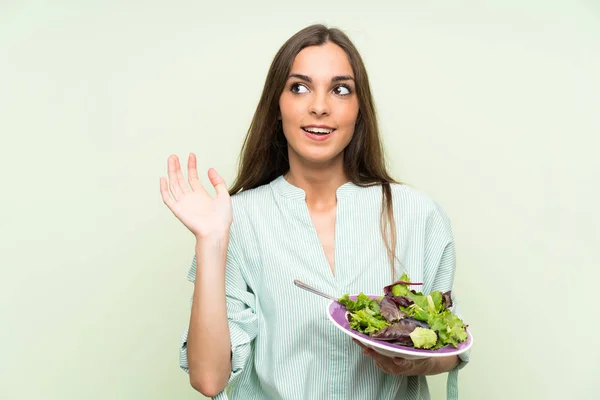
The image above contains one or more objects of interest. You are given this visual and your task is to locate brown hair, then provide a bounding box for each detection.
[228,24,402,282]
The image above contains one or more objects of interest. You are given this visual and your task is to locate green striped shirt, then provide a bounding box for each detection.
[180,175,470,399]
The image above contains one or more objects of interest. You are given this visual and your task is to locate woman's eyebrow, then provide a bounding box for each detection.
[288,73,355,83]
[331,75,354,82]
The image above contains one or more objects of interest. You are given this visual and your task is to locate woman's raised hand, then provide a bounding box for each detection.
[160,153,232,240]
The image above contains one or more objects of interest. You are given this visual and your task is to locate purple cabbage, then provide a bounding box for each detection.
[379,296,406,323]
[370,317,432,347]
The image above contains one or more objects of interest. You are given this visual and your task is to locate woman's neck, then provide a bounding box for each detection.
[284,165,349,211]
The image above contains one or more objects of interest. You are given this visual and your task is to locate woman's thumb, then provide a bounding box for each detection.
[207,168,227,195]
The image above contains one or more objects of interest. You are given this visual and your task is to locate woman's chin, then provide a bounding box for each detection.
[289,150,344,166]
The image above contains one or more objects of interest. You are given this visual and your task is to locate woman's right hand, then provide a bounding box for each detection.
[160,153,232,240]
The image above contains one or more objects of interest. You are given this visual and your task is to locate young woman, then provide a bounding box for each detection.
[160,24,470,400]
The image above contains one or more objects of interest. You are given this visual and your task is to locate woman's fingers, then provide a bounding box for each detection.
[160,177,175,208]
[164,153,217,203]
[207,168,228,196]
[393,357,410,367]
[167,155,183,200]
[375,360,391,374]
[187,153,203,192]
[175,156,190,193]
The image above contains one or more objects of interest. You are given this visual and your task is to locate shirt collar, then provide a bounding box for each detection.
[270,174,361,201]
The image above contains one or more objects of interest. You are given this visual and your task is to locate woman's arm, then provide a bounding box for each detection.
[160,154,235,397]
[186,235,232,397]
[427,355,460,374]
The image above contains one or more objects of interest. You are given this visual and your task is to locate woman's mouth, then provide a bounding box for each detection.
[302,126,336,141]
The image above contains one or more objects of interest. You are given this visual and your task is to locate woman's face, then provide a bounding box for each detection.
[279,42,359,169]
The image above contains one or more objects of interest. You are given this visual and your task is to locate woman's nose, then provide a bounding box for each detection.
[309,93,330,116]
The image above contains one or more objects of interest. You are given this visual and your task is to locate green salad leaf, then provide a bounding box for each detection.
[427,309,469,349]
[409,327,438,349]
[340,293,390,334]
[348,309,390,334]
[339,293,380,314]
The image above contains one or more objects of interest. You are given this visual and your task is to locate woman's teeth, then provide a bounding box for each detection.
[303,127,334,135]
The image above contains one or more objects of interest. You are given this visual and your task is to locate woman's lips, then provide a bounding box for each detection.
[302,127,336,141]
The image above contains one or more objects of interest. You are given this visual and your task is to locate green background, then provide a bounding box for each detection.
[1,1,599,399]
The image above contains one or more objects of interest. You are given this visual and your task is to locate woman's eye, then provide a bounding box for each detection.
[290,83,309,94]
[333,85,351,96]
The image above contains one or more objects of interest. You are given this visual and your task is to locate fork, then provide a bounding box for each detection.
[293,279,339,302]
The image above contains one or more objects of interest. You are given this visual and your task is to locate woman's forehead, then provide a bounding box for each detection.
[289,42,354,81]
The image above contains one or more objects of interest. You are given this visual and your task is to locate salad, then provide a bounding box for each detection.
[337,273,468,350]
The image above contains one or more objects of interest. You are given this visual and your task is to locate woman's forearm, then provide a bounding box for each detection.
[187,234,232,397]
[427,355,460,375]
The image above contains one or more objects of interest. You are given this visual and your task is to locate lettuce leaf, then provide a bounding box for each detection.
[431,291,443,313]
[427,309,468,348]
[409,327,438,349]
[340,293,389,334]
[402,304,429,322]
[383,272,413,297]
[379,296,406,323]
[339,293,380,315]
[348,309,390,334]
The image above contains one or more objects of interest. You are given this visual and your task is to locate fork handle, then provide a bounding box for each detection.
[293,279,339,302]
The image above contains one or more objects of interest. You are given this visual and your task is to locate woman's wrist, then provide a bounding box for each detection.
[430,355,460,374]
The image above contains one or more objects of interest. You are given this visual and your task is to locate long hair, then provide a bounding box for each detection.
[228,24,402,282]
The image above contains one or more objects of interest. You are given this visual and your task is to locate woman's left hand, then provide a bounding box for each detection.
[353,339,457,376]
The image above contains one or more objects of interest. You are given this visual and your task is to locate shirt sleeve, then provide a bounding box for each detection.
[425,203,471,400]
[179,228,259,398]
